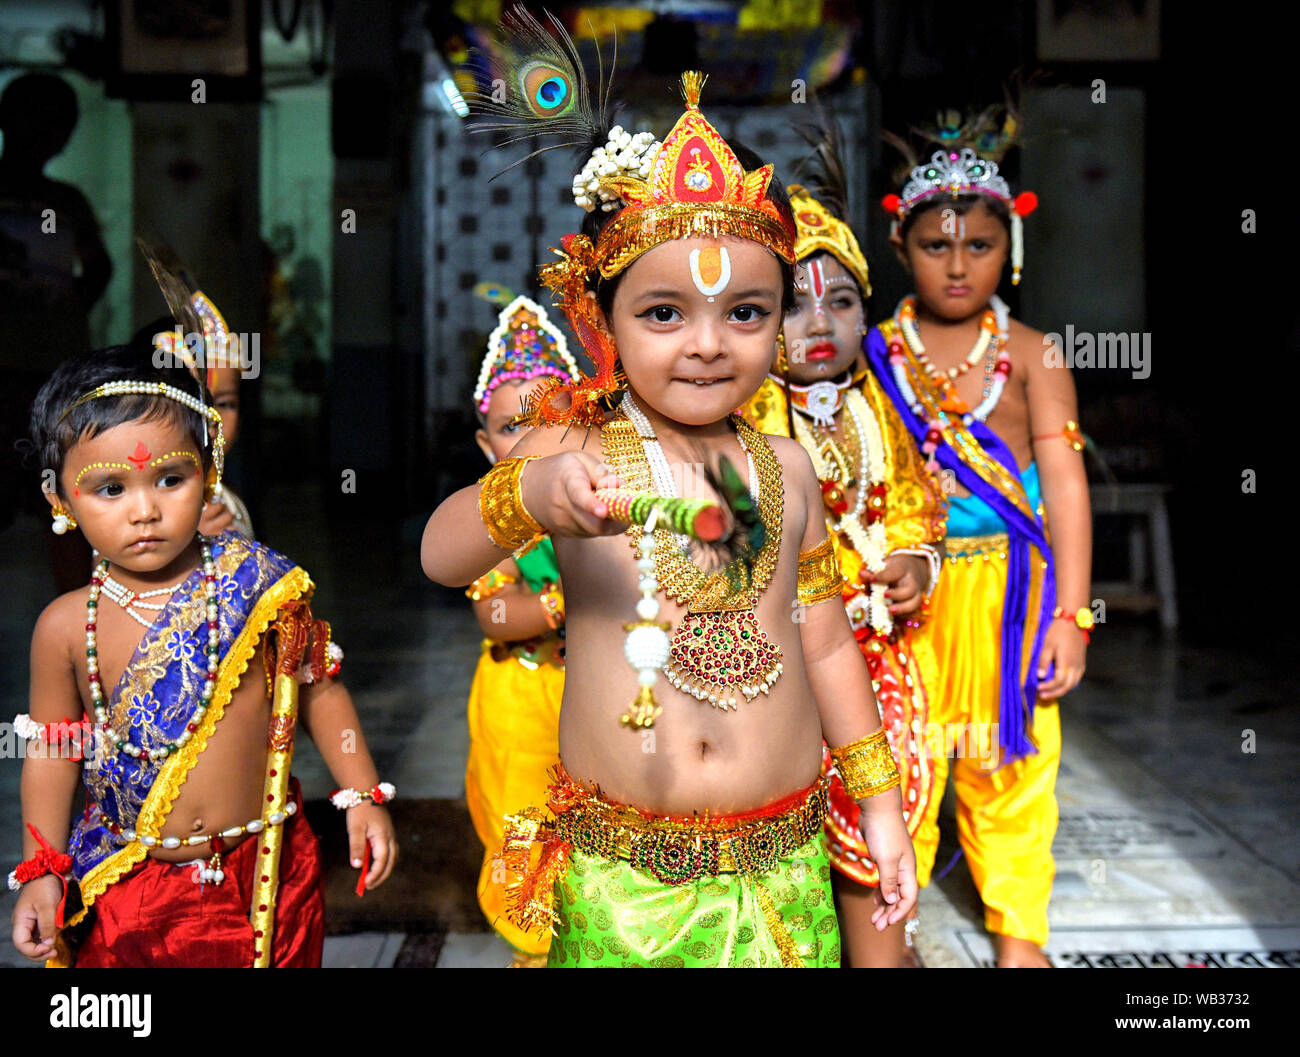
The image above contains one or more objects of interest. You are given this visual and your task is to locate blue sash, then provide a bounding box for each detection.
[68,531,312,919]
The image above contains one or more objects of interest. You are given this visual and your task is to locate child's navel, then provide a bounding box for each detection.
[189,817,204,833]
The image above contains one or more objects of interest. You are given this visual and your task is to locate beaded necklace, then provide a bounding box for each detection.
[605,395,785,710]
[899,295,1008,423]
[88,539,219,762]
[890,295,1011,429]
[789,387,892,636]
[99,573,186,629]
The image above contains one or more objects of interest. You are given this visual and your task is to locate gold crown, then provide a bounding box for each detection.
[529,72,796,428]
[787,185,870,299]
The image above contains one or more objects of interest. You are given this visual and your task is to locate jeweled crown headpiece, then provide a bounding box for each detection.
[531,72,796,426]
[881,107,1038,284]
[788,185,870,299]
[469,7,795,426]
[473,294,581,414]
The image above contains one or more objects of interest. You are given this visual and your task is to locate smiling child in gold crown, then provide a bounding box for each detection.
[421,7,914,967]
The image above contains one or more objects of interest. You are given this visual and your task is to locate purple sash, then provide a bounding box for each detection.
[866,327,1056,759]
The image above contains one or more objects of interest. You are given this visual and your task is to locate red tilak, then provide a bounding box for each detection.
[127,441,152,470]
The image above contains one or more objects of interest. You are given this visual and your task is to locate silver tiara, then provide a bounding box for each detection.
[896,148,1011,213]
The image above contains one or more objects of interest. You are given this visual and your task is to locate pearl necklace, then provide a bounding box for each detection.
[88,539,220,762]
[99,573,185,629]
[620,393,758,538]
[790,388,892,635]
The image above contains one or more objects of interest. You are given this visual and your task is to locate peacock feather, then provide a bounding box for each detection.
[468,4,614,176]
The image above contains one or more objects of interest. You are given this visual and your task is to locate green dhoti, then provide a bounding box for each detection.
[550,836,839,967]
[501,765,840,968]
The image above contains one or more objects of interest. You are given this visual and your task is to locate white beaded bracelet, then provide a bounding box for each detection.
[891,545,943,599]
[329,782,395,810]
[12,713,41,741]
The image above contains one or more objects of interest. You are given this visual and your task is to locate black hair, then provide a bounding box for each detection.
[28,332,214,497]
[899,193,1011,240]
[579,140,798,321]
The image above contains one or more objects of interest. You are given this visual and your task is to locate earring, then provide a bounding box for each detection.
[51,504,77,535]
[775,332,789,373]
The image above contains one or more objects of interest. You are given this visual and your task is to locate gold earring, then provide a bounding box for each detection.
[51,504,78,535]
[776,332,789,373]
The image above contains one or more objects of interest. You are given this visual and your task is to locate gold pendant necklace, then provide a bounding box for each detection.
[602,399,785,710]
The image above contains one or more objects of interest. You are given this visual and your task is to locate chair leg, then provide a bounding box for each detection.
[1149,498,1178,629]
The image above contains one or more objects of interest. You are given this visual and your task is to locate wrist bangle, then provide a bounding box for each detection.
[478,456,546,553]
[1052,605,1094,643]
[466,569,517,602]
[890,545,941,599]
[829,728,901,800]
[8,824,73,928]
[329,782,396,810]
[537,582,565,629]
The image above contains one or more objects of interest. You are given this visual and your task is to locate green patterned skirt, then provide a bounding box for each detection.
[548,834,840,967]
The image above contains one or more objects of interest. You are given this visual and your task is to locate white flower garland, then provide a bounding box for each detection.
[572,126,661,213]
[791,388,892,636]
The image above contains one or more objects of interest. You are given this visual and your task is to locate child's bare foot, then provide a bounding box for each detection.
[994,934,1051,967]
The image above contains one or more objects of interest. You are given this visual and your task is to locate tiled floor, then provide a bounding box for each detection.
[3,487,1297,968]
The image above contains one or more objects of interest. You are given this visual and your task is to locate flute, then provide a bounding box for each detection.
[595,489,726,541]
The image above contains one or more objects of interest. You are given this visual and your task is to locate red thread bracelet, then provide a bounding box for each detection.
[8,824,73,927]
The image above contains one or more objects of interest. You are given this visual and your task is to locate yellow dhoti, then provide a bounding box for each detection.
[465,636,564,956]
[913,536,1060,946]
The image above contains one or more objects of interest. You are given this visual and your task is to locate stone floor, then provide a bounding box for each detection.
[2,487,1297,968]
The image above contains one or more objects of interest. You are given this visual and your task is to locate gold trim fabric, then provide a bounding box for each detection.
[876,319,1036,524]
[549,779,829,877]
[858,371,949,553]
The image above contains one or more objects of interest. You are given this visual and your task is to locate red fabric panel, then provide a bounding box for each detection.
[76,778,325,968]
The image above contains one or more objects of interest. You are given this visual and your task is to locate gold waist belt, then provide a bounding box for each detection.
[945,532,1010,560]
[551,773,829,885]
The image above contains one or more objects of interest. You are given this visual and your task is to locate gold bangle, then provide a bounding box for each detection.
[796,536,846,605]
[830,728,900,800]
[465,569,517,602]
[537,583,565,629]
[478,456,546,552]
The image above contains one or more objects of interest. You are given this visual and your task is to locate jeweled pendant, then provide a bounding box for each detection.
[804,381,841,428]
[665,610,783,710]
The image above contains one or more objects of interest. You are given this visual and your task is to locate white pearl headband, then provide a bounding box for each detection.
[57,380,226,489]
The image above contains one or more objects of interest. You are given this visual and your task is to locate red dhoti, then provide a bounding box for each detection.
[74,780,325,968]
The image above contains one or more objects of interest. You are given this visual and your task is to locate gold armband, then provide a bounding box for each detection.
[478,455,546,552]
[796,536,846,605]
[465,568,517,602]
[830,728,901,800]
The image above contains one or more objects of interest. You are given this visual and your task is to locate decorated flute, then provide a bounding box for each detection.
[595,489,726,541]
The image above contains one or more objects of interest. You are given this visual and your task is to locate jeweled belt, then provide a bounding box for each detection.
[552,777,829,885]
